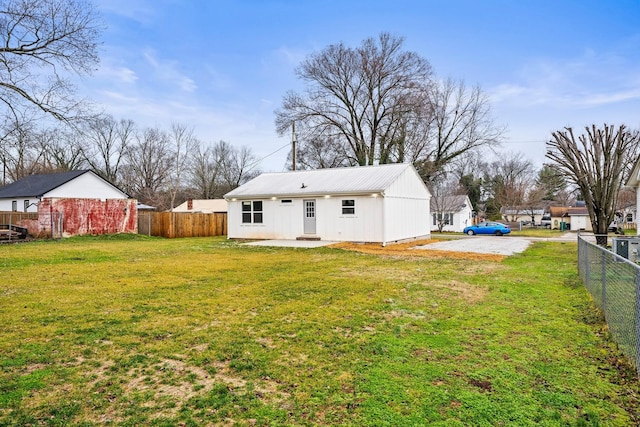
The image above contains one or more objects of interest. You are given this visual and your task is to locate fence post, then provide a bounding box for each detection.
[602,248,607,317]
[635,268,640,377]
[584,238,590,291]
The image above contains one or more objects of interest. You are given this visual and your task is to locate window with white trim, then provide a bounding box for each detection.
[23,200,29,212]
[242,200,263,224]
[341,199,355,215]
[11,200,17,212]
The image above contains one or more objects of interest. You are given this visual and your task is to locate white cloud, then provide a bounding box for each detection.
[96,64,138,84]
[143,50,197,93]
[489,48,640,111]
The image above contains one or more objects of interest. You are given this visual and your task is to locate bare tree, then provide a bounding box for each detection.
[167,122,198,209]
[38,127,86,171]
[0,117,46,181]
[121,127,174,206]
[81,115,135,185]
[288,135,352,170]
[189,142,223,199]
[410,79,505,182]
[219,143,259,191]
[429,176,468,232]
[484,152,535,221]
[0,0,101,121]
[546,124,640,244]
[276,33,433,166]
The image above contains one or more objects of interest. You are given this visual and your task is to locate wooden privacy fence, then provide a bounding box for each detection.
[0,211,38,224]
[138,212,227,238]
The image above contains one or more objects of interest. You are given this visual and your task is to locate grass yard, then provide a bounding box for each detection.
[1,235,639,426]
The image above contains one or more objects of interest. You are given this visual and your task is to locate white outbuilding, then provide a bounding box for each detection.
[224,163,431,245]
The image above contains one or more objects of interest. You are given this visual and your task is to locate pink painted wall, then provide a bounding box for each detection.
[33,198,137,237]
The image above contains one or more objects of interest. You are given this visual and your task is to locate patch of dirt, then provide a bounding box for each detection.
[430,280,488,304]
[81,356,289,422]
[330,240,506,262]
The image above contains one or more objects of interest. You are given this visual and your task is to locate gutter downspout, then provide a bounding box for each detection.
[381,191,386,247]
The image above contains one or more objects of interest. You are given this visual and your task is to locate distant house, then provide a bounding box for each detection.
[172,199,228,213]
[567,206,591,231]
[430,195,473,232]
[0,170,128,212]
[0,170,135,237]
[549,206,571,230]
[501,208,545,225]
[224,163,431,245]
[626,157,640,235]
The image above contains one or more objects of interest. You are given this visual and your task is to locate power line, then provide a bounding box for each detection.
[248,142,291,170]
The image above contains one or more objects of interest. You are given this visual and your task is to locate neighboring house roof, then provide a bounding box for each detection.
[172,199,228,213]
[430,195,470,211]
[0,170,89,198]
[567,207,589,216]
[225,163,425,199]
[549,206,570,217]
[137,203,156,211]
[501,208,545,215]
[626,155,640,188]
[0,170,127,199]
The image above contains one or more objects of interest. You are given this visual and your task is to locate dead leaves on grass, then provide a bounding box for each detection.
[330,239,506,262]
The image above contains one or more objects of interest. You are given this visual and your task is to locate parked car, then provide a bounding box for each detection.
[463,221,511,236]
[539,215,551,228]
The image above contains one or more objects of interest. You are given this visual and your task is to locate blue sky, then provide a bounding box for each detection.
[84,0,640,172]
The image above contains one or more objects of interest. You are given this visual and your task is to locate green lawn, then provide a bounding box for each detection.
[0,235,638,426]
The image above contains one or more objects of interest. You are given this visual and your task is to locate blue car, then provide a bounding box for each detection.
[463,221,511,236]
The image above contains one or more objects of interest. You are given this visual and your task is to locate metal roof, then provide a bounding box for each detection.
[0,170,90,198]
[225,163,417,199]
[430,195,470,210]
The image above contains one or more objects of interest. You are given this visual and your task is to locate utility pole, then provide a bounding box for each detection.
[291,121,297,171]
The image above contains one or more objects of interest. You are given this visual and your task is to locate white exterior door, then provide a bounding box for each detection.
[303,199,316,234]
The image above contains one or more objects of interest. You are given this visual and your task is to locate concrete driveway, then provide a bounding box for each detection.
[243,232,578,255]
[414,236,532,256]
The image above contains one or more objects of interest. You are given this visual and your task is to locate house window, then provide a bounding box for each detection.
[434,212,452,225]
[11,201,17,212]
[24,200,29,212]
[627,213,633,223]
[342,199,355,215]
[242,200,263,224]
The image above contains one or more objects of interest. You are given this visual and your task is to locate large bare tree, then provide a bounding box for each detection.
[167,122,199,209]
[546,124,640,244]
[484,152,535,222]
[81,115,135,185]
[120,127,174,206]
[410,79,505,182]
[275,33,433,167]
[0,0,101,121]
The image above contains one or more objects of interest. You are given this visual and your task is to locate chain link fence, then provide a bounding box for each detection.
[578,233,640,375]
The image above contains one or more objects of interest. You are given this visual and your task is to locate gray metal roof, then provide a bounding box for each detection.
[225,163,417,199]
[0,170,90,198]
[430,195,470,210]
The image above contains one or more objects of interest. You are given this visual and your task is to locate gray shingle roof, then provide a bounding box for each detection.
[0,170,90,198]
[225,163,415,199]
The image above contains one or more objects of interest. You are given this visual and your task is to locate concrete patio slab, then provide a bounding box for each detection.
[243,239,339,248]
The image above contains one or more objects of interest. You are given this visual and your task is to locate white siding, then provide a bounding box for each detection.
[0,198,38,212]
[228,196,385,242]
[226,164,431,244]
[432,205,473,233]
[45,173,127,200]
[384,196,430,243]
[570,216,592,231]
